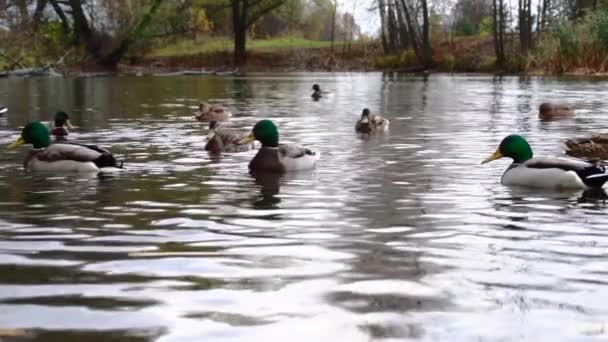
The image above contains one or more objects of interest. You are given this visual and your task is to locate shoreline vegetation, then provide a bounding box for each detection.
[2,1,608,77]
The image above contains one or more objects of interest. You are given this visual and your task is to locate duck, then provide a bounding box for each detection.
[205,120,253,154]
[8,121,123,172]
[48,111,74,141]
[355,109,373,133]
[311,84,330,100]
[194,102,232,122]
[482,134,608,189]
[238,120,319,173]
[539,101,574,120]
[564,133,608,160]
[0,106,7,114]
[355,108,390,133]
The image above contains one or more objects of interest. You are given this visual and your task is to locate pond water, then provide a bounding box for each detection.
[1,73,608,341]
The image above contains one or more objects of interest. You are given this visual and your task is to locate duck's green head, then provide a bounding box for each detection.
[239,120,279,147]
[482,134,533,164]
[54,111,73,129]
[8,122,51,149]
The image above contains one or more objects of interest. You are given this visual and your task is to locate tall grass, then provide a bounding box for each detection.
[531,8,608,73]
[148,37,342,57]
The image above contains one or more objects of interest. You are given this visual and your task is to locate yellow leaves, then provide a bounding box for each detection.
[193,9,213,33]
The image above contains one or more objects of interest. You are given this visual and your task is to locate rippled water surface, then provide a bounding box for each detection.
[1,73,608,341]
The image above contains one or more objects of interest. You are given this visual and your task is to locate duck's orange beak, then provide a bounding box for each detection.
[482,150,503,164]
[7,137,25,149]
[238,133,255,145]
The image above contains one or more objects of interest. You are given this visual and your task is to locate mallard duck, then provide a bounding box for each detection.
[238,120,319,173]
[8,122,122,172]
[194,102,232,122]
[0,106,7,114]
[564,133,608,160]
[482,134,608,189]
[539,101,574,120]
[48,111,74,141]
[355,109,373,133]
[311,84,330,99]
[355,108,389,133]
[205,120,253,154]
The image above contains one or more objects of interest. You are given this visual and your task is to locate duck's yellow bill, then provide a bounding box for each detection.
[7,137,25,149]
[482,150,503,164]
[65,120,74,129]
[238,133,255,145]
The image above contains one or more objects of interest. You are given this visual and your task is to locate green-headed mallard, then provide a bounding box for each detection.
[238,120,319,173]
[539,101,574,120]
[564,133,608,160]
[482,134,608,189]
[48,111,74,141]
[8,122,122,172]
[205,120,253,154]
[194,102,232,122]
[355,108,389,133]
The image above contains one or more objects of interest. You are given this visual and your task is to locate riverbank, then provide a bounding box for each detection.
[5,36,608,77]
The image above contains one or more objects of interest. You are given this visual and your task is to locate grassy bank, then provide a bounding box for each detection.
[148,37,341,57]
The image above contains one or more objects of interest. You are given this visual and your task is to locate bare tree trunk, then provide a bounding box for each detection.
[493,0,505,67]
[32,0,48,30]
[330,0,337,52]
[233,0,248,65]
[378,0,389,53]
[394,0,409,49]
[48,0,70,34]
[399,0,421,59]
[387,1,398,53]
[421,0,432,67]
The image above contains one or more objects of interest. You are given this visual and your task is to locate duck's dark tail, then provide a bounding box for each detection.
[93,153,124,169]
[583,173,608,188]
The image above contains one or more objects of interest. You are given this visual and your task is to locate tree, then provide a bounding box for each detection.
[518,0,533,54]
[492,0,506,67]
[48,0,165,67]
[231,0,287,65]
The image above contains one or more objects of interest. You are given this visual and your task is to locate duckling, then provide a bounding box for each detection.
[564,133,608,160]
[482,134,608,189]
[8,121,122,172]
[238,120,319,173]
[205,120,253,154]
[194,102,232,122]
[539,101,574,120]
[49,111,74,141]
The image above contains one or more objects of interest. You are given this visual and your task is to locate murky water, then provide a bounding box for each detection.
[1,73,608,341]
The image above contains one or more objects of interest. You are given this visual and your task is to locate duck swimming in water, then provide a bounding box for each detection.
[8,122,122,172]
[205,120,253,154]
[355,108,390,133]
[49,111,74,141]
[194,102,232,122]
[238,120,319,173]
[538,101,575,120]
[311,84,331,100]
[482,134,608,189]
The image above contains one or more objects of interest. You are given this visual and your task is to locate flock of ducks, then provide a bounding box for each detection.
[4,92,608,190]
